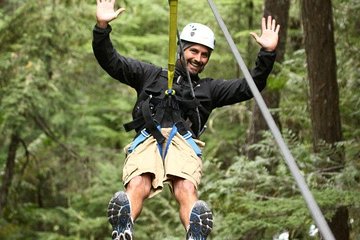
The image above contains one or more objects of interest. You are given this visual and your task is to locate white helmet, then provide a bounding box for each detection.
[180,23,215,50]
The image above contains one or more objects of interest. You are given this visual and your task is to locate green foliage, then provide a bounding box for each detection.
[0,0,359,239]
[201,130,360,239]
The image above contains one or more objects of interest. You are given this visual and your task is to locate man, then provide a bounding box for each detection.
[93,0,280,239]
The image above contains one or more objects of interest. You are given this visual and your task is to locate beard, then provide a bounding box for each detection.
[187,59,205,75]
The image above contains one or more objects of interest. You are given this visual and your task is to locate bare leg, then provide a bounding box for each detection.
[172,177,198,229]
[125,173,152,221]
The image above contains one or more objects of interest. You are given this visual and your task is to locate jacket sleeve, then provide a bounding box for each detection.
[209,49,276,108]
[92,24,160,91]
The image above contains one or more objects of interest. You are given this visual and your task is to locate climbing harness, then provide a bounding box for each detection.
[124,0,205,159]
[127,124,202,160]
[207,0,335,239]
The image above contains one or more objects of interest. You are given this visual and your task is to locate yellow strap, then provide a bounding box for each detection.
[167,0,178,95]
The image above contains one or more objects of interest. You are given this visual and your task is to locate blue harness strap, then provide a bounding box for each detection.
[182,131,202,156]
[127,129,151,153]
[128,125,202,158]
[162,125,202,158]
[163,125,179,159]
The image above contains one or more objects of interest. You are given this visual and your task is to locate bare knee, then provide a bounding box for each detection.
[173,179,197,202]
[126,173,152,199]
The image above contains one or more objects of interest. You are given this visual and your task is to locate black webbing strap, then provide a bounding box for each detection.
[141,97,166,144]
[122,81,199,142]
[123,117,144,132]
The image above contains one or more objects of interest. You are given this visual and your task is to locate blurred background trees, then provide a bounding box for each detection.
[0,0,359,239]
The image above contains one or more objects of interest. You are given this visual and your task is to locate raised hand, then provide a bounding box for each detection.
[96,0,125,28]
[250,16,280,52]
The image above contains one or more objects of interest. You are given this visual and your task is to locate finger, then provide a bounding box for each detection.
[267,16,272,30]
[115,7,126,17]
[275,24,280,34]
[272,19,276,31]
[250,32,259,41]
[261,17,266,32]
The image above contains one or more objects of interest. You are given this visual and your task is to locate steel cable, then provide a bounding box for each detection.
[207,1,335,239]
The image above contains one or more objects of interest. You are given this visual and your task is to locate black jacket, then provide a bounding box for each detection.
[92,25,276,138]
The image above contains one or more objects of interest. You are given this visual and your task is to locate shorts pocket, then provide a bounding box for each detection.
[123,154,139,181]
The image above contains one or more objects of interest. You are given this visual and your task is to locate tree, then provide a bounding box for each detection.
[301,0,342,154]
[1,0,359,239]
[301,0,347,239]
[0,133,20,215]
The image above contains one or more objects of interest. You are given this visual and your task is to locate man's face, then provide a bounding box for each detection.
[183,44,210,75]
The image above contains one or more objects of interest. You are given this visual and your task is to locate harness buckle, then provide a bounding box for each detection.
[165,89,176,96]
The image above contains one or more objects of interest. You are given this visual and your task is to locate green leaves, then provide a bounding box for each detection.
[0,0,359,239]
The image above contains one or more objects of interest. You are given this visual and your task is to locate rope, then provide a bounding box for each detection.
[207,1,335,239]
[177,30,202,137]
[167,0,203,136]
[167,0,178,95]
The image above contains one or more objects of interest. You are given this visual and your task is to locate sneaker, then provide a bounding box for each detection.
[186,200,213,240]
[107,191,134,240]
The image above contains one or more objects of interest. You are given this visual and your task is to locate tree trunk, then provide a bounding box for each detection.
[0,133,20,216]
[301,1,347,239]
[301,0,342,151]
[246,0,290,160]
[328,206,350,240]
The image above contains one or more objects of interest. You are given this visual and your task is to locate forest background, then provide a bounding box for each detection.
[0,0,359,239]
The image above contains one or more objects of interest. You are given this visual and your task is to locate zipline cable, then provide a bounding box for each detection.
[207,1,335,239]
[167,0,178,95]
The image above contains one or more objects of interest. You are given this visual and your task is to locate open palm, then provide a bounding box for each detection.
[250,16,280,52]
[96,0,125,26]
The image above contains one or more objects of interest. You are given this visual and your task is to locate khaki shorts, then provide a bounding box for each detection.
[122,128,205,198]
